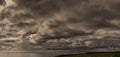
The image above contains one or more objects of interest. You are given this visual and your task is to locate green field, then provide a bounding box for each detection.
[57,52,120,57]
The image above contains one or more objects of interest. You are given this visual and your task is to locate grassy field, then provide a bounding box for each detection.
[57,52,120,57]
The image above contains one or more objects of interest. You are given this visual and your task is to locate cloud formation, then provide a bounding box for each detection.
[0,0,120,50]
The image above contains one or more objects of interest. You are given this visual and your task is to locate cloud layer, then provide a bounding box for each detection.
[0,0,120,50]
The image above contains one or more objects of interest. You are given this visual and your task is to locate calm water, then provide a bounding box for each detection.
[0,53,45,57]
[0,50,87,57]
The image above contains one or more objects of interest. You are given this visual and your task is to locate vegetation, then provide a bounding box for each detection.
[57,52,120,57]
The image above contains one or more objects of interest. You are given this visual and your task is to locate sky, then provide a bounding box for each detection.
[0,0,120,50]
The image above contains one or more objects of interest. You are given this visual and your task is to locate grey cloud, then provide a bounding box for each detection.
[0,0,120,50]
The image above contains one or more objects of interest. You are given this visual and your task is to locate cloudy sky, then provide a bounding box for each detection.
[0,0,120,50]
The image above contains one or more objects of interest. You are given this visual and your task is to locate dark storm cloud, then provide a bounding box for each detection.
[11,0,120,29]
[14,0,88,17]
[1,0,119,25]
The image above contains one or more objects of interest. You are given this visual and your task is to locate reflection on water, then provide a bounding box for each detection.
[0,50,87,57]
[0,53,46,57]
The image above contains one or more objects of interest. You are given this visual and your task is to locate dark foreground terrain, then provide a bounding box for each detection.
[57,52,120,57]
